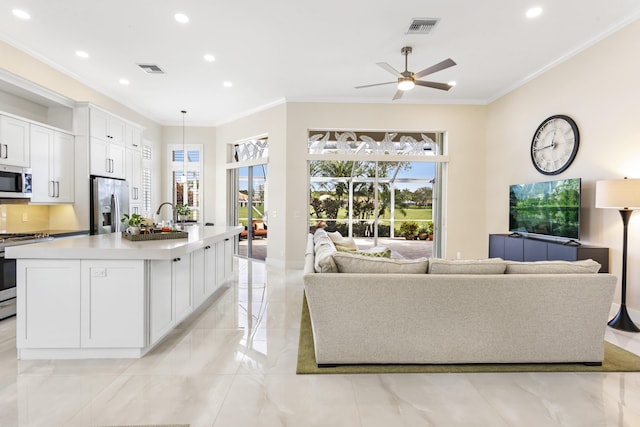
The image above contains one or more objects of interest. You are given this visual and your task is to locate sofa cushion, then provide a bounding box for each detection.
[337,246,392,258]
[505,259,601,274]
[333,252,429,274]
[428,258,507,274]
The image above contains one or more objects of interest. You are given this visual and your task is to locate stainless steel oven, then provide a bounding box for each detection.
[0,251,16,320]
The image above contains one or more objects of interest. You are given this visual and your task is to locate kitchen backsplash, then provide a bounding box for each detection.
[0,204,81,233]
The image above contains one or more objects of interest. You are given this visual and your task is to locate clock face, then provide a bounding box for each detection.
[530,115,580,175]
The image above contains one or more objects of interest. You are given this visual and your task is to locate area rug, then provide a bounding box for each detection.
[297,295,640,374]
[94,425,189,427]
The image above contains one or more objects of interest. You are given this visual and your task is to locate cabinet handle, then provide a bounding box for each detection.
[4,144,7,159]
[49,180,55,197]
[173,257,181,262]
[55,181,60,198]
[204,245,211,250]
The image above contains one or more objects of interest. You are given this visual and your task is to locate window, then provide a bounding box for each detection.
[142,144,152,215]
[168,144,202,221]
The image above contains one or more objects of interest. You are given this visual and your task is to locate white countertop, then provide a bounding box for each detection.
[5,225,242,260]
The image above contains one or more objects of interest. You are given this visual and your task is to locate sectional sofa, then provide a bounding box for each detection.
[302,229,617,366]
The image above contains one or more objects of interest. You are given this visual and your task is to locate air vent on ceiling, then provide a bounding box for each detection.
[137,63,165,74]
[406,18,440,35]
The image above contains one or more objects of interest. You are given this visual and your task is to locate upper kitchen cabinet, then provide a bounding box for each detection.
[30,124,75,203]
[0,115,30,168]
[90,108,125,145]
[75,104,144,179]
[125,124,142,150]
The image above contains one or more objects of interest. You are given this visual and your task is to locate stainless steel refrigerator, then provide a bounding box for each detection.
[90,175,130,235]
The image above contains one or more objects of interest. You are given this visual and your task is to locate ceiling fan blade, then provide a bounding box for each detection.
[355,81,396,89]
[376,62,402,77]
[415,80,453,91]
[414,58,456,79]
[392,89,404,100]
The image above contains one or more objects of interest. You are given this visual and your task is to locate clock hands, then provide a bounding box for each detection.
[533,130,557,152]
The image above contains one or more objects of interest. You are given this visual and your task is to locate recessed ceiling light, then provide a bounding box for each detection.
[448,81,457,87]
[119,78,130,85]
[526,7,542,18]
[12,9,30,20]
[203,54,216,62]
[75,50,89,59]
[174,13,189,23]
[223,81,233,88]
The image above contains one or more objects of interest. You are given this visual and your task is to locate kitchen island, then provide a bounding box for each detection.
[6,225,242,359]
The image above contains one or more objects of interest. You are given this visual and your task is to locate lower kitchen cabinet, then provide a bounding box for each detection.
[17,260,81,349]
[80,260,144,348]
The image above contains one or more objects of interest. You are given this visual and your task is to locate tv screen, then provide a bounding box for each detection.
[509,178,581,240]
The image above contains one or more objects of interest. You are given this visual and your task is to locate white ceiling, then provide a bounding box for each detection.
[1,1,640,126]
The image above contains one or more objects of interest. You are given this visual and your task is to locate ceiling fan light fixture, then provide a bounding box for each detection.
[398,79,415,91]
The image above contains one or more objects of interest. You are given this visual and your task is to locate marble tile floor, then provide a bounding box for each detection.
[1,258,640,426]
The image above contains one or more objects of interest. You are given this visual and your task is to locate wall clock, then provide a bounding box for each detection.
[530,115,580,175]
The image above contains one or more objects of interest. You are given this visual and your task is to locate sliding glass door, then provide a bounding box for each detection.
[237,164,268,260]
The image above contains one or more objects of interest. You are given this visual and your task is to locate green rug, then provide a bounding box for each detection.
[297,295,640,374]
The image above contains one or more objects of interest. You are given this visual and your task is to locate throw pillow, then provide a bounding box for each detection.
[332,252,429,274]
[505,259,601,274]
[314,241,338,273]
[327,231,358,251]
[428,258,507,274]
[254,221,265,230]
[336,246,392,258]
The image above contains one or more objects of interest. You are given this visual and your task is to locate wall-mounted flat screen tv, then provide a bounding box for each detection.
[509,178,581,240]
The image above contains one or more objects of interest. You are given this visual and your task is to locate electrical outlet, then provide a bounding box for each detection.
[22,213,28,222]
[91,268,107,277]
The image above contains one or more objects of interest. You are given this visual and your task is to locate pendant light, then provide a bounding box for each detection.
[180,110,187,183]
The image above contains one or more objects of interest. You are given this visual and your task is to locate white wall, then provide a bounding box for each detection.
[486,19,640,309]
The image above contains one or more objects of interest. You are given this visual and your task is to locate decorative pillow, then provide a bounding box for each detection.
[314,241,338,273]
[505,259,601,274]
[428,258,506,274]
[254,221,265,230]
[332,252,429,274]
[327,231,358,251]
[313,228,329,245]
[336,246,392,258]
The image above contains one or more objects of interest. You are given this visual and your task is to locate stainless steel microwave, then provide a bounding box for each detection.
[0,165,31,198]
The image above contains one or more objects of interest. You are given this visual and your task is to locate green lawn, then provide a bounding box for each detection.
[238,205,265,226]
[310,206,432,222]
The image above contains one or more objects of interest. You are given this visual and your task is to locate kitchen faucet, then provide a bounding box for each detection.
[156,202,177,224]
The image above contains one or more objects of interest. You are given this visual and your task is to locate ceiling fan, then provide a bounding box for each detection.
[355,46,456,100]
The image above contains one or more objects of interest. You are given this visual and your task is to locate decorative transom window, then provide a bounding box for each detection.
[308,131,441,156]
[232,138,269,162]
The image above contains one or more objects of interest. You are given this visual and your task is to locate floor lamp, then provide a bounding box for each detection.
[596,178,640,332]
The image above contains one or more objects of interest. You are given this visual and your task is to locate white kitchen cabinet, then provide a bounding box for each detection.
[90,108,125,145]
[0,114,30,167]
[125,124,142,150]
[80,260,145,348]
[16,260,81,349]
[149,260,173,344]
[215,237,234,285]
[126,147,143,204]
[30,124,75,203]
[173,255,192,323]
[90,136,125,178]
[149,255,192,344]
[192,247,206,308]
[204,243,219,296]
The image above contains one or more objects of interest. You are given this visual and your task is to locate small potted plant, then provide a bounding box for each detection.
[417,225,429,240]
[399,221,419,240]
[176,204,192,227]
[121,213,144,235]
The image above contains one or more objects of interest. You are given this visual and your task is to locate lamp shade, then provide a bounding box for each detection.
[595,178,640,209]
